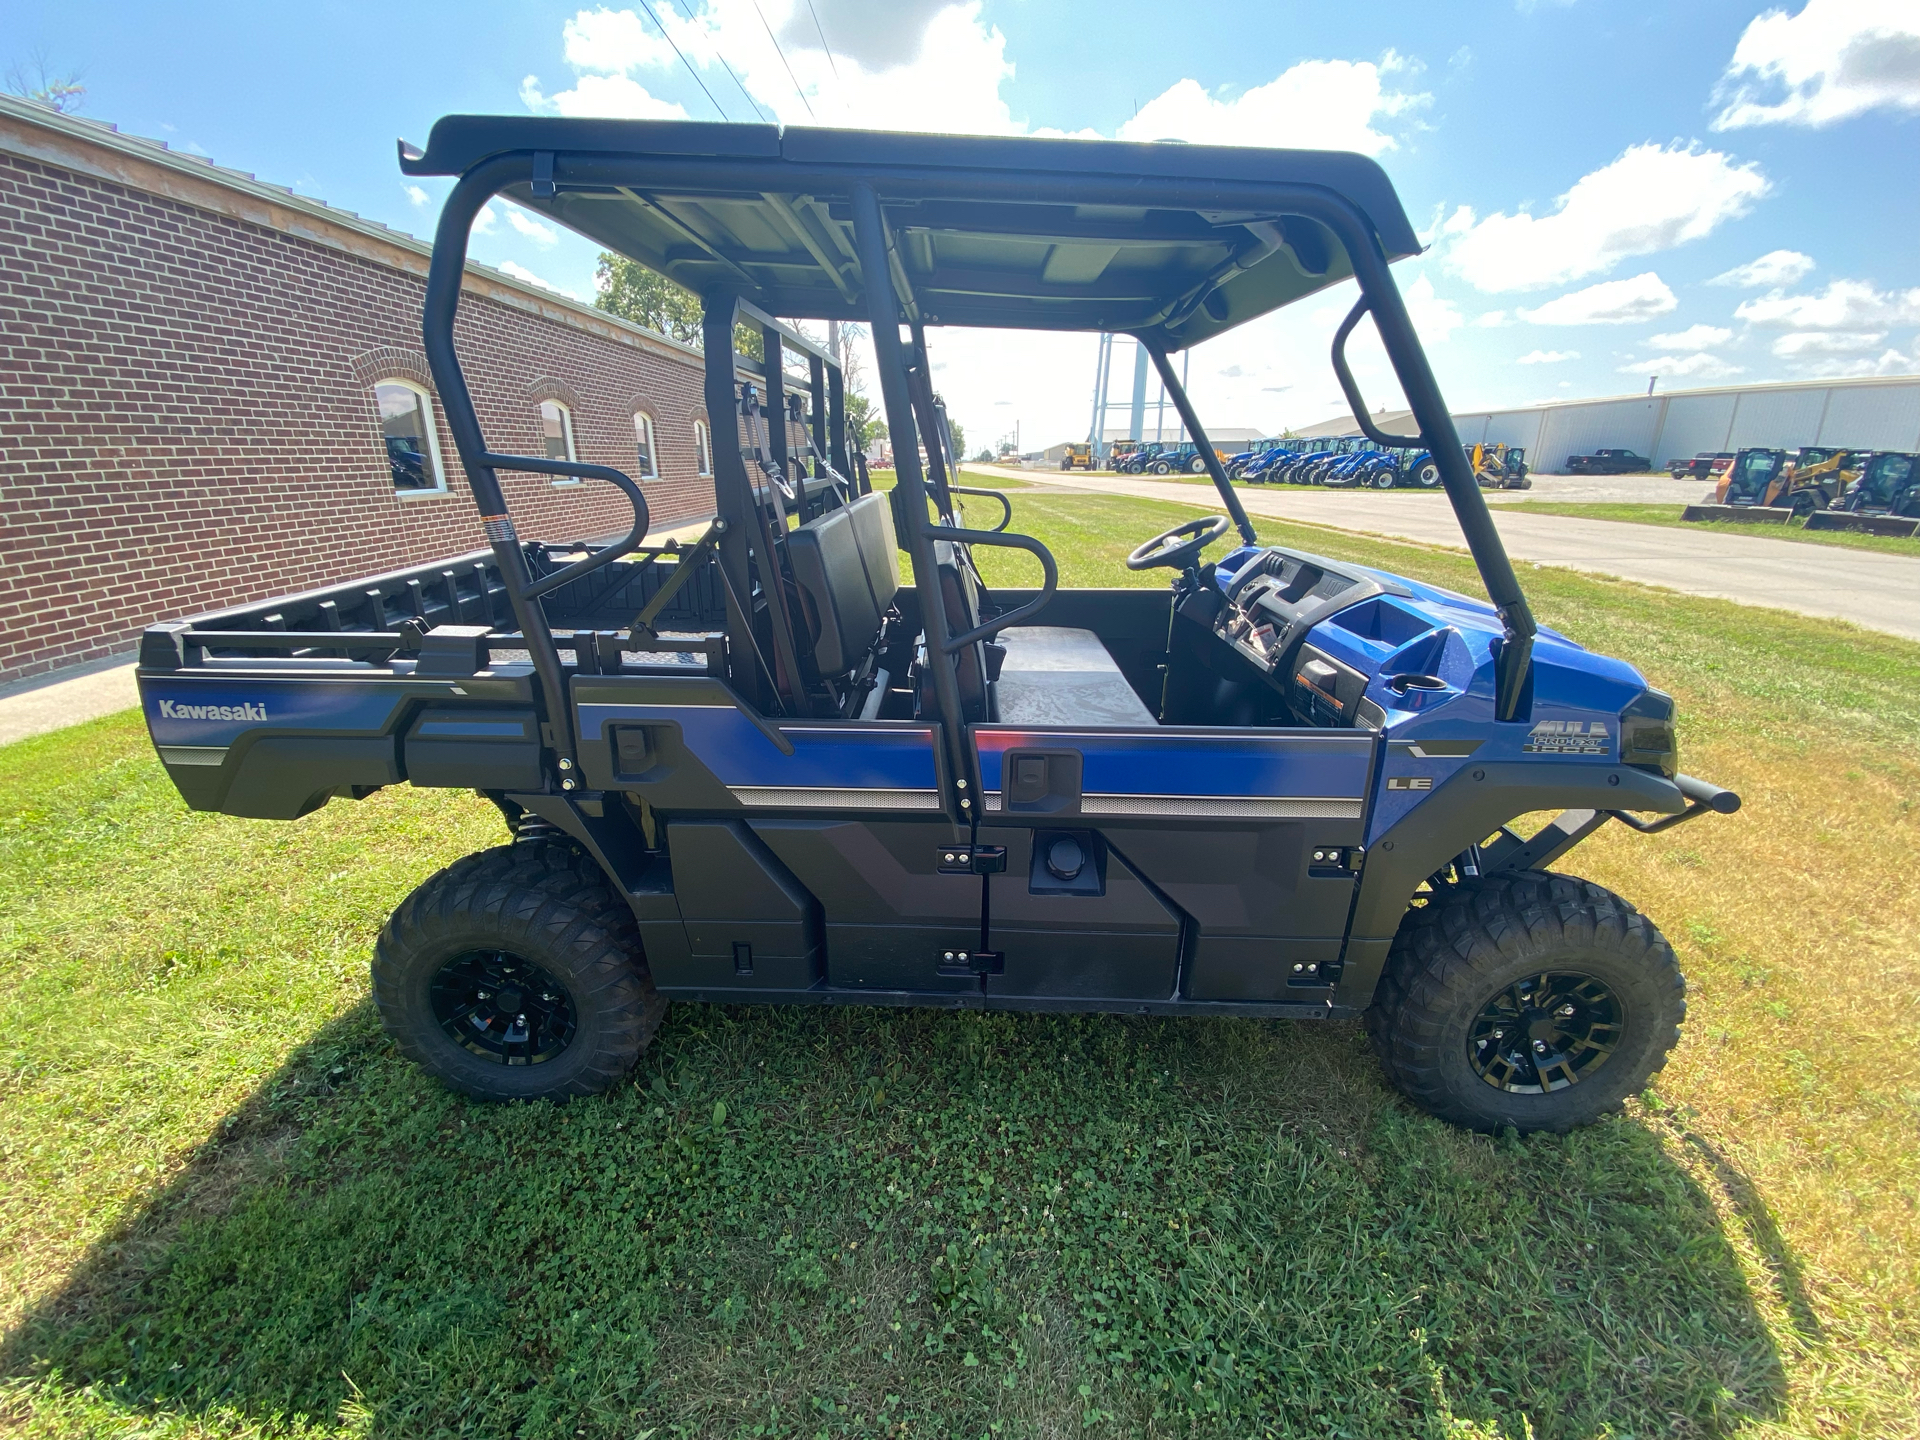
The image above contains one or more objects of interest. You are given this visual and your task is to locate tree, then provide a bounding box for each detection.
[593,251,764,359]
[972,449,994,463]
[946,418,967,461]
[595,253,701,343]
[844,392,886,446]
[5,51,85,113]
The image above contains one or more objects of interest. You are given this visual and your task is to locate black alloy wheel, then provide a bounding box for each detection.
[373,840,666,1102]
[431,950,577,1065]
[1367,870,1684,1132]
[1467,971,1621,1093]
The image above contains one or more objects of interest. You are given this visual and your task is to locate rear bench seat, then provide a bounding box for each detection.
[789,498,1153,727]
[994,626,1157,727]
[787,492,901,677]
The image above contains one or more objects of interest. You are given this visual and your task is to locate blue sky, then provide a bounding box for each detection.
[9,0,1919,450]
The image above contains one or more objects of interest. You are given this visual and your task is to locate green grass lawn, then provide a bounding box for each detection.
[1494,501,1920,554]
[2,489,1917,1439]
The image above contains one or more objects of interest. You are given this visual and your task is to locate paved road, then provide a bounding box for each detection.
[973,466,1920,643]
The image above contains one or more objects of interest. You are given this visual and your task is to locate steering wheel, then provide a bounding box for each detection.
[1126,513,1233,571]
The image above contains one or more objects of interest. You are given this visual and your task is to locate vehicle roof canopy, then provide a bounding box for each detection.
[401,117,1422,351]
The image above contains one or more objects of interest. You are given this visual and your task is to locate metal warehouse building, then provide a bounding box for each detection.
[1452,375,1920,474]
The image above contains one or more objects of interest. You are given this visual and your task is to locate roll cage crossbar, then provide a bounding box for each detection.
[418,144,1539,799]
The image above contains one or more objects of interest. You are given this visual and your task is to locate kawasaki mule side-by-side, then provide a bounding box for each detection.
[137,118,1738,1132]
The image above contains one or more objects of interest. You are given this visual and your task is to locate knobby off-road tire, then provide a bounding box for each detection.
[1367,871,1684,1133]
[372,840,666,1102]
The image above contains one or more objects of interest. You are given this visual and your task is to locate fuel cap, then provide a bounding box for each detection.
[1045,835,1085,881]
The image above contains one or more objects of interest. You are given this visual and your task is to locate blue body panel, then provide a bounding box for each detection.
[975,727,1372,806]
[1213,545,1655,842]
[577,702,939,793]
[143,676,410,748]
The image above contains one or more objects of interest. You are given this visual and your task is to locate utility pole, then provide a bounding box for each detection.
[1128,340,1149,441]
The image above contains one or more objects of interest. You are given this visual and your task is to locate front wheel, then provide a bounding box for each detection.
[1369,467,1396,490]
[373,841,666,1102]
[1367,872,1684,1133]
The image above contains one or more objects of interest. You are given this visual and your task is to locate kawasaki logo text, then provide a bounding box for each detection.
[158,700,268,722]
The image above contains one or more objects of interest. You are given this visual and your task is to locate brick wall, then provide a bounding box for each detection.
[0,145,719,685]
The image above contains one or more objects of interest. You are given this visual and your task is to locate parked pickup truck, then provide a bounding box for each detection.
[1668,452,1733,480]
[1566,449,1653,475]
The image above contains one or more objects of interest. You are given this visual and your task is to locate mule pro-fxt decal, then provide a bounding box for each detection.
[1523,719,1611,756]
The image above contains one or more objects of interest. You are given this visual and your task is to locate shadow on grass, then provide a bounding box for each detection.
[4,1000,1788,1439]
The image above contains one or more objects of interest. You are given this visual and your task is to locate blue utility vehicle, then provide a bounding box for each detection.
[138,117,1738,1132]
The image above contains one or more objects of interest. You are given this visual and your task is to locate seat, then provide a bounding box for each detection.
[993,626,1158,727]
[787,492,899,678]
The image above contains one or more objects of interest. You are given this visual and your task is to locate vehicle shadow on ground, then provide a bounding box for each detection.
[3,1000,1787,1439]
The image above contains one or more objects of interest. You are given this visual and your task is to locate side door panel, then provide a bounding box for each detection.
[973,825,1181,1000]
[975,727,1375,1001]
[575,675,977,993]
[751,820,982,993]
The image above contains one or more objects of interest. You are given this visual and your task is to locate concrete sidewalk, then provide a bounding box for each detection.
[0,654,141,748]
[978,465,1920,643]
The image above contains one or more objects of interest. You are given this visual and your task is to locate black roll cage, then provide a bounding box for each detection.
[420,147,1538,803]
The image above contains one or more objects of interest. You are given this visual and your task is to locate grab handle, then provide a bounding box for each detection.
[927,526,1059,651]
[477,452,650,601]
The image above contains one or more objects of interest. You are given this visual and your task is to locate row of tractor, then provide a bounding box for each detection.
[1219,436,1532,491]
[1680,446,1920,537]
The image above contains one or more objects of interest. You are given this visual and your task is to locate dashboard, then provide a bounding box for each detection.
[1209,547,1404,729]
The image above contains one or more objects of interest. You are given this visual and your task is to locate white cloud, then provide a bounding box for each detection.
[1734,277,1920,330]
[1402,273,1463,344]
[530,5,1422,154]
[1517,349,1579,364]
[504,204,560,246]
[496,260,582,301]
[1474,310,1509,328]
[1441,143,1768,293]
[1708,249,1815,288]
[1770,329,1886,356]
[1619,352,1745,379]
[1713,0,1920,129]
[522,71,690,120]
[1649,324,1733,349]
[473,202,499,233]
[404,184,430,207]
[1519,272,1678,325]
[563,6,680,71]
[1786,347,1913,378]
[1115,55,1425,154]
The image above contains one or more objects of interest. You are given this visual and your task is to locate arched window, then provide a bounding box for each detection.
[694,418,713,478]
[633,411,658,479]
[374,380,446,495]
[539,399,577,482]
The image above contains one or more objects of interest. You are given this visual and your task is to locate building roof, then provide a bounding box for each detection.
[1286,408,1415,439]
[1459,372,1920,416]
[0,93,702,364]
[400,114,1422,350]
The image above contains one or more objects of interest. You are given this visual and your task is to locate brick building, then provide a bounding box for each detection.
[0,95,720,686]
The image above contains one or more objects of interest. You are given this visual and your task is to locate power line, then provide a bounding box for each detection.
[802,0,844,96]
[635,0,729,121]
[752,0,815,119]
[664,0,772,124]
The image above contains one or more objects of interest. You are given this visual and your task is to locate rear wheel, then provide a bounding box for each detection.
[1414,460,1441,487]
[1187,454,1206,473]
[373,840,665,1102]
[1367,871,1684,1133]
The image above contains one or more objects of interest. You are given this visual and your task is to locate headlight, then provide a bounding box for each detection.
[1620,689,1678,778]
